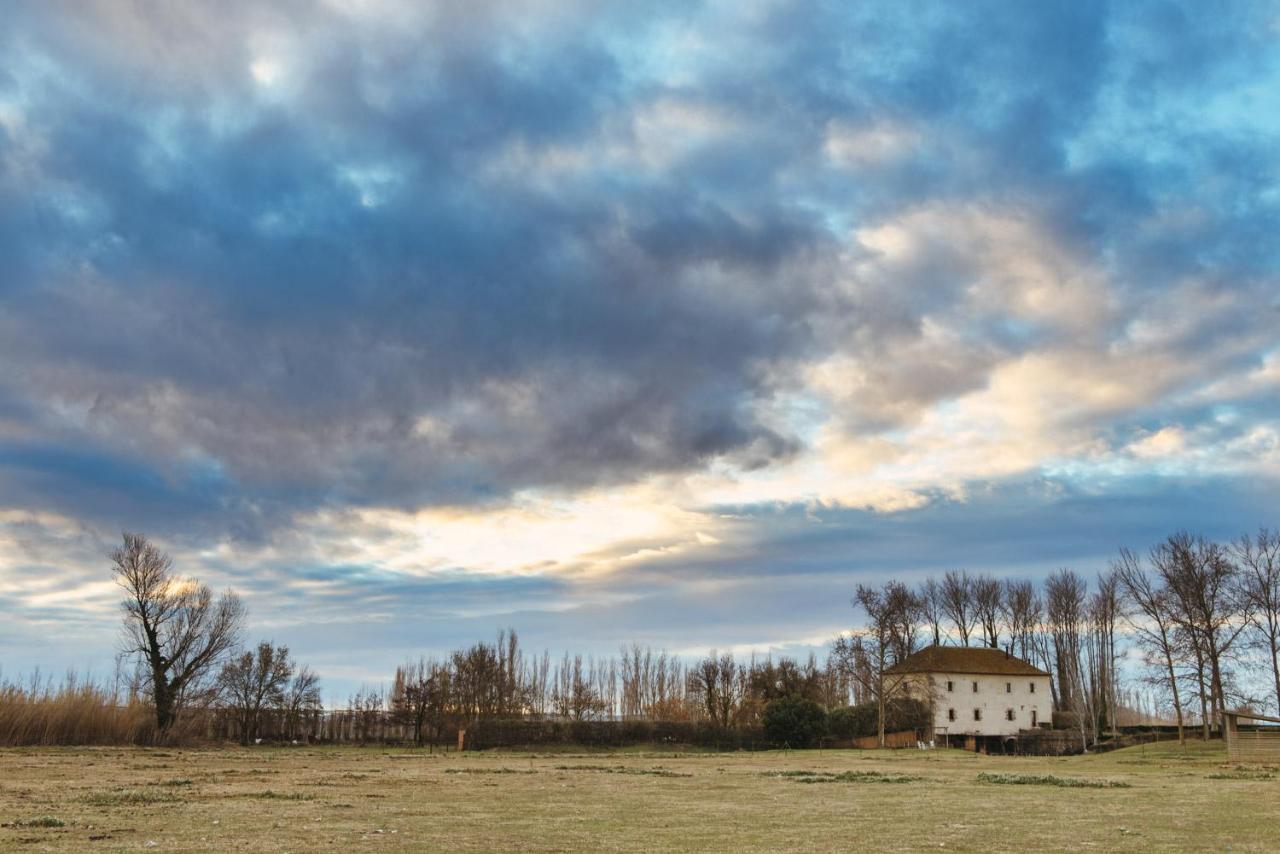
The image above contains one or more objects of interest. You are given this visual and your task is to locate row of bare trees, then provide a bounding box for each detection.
[1114,530,1280,744]
[375,631,859,745]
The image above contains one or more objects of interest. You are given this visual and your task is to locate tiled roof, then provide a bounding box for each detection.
[886,644,1051,677]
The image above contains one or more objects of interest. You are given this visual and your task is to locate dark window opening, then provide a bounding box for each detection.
[948,708,956,722]
[1006,682,1012,693]
[1006,709,1015,721]
[946,680,954,692]
[972,681,978,693]
[973,709,982,721]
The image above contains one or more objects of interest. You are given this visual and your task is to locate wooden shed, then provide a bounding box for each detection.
[1222,711,1280,763]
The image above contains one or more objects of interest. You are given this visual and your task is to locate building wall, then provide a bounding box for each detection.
[901,672,1052,739]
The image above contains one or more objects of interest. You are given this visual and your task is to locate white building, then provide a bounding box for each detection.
[888,645,1052,744]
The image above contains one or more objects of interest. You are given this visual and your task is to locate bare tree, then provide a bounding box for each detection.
[1046,569,1091,748]
[391,658,434,745]
[1001,579,1038,660]
[552,653,607,720]
[832,581,921,747]
[690,652,740,728]
[1233,528,1280,713]
[218,641,294,745]
[1157,533,1249,731]
[973,574,1003,649]
[940,571,977,646]
[1114,547,1186,746]
[1086,571,1121,737]
[282,665,322,741]
[918,578,945,646]
[111,532,244,733]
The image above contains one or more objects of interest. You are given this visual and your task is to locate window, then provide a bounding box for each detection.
[972,681,978,693]
[1006,682,1012,693]
[1006,709,1015,721]
[948,708,956,722]
[946,680,954,692]
[973,709,982,721]
[1029,682,1036,694]
[1031,710,1038,727]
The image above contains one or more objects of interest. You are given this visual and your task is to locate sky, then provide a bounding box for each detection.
[1,1,1279,700]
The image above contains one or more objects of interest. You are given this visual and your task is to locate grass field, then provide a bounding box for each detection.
[0,740,1274,851]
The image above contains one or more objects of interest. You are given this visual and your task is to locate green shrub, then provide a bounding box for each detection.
[762,697,827,748]
[826,698,930,740]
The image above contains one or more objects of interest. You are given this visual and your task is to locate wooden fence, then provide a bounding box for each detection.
[1223,711,1280,763]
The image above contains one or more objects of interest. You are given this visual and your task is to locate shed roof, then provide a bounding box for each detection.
[886,644,1050,677]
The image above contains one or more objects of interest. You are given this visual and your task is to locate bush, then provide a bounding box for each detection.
[762,697,827,748]
[1052,711,1082,731]
[826,704,876,739]
[825,698,930,740]
[460,717,767,750]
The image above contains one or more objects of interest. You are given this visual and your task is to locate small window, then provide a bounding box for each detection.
[948,708,956,722]
[973,709,982,721]
[1029,682,1036,694]
[946,680,954,692]
[1006,709,1015,721]
[1005,682,1012,693]
[972,681,978,693]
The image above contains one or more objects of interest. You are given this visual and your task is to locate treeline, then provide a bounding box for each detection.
[351,631,862,746]
[835,528,1280,747]
[4,528,1276,748]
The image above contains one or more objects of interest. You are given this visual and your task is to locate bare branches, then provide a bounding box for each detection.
[110,532,244,732]
[218,641,295,745]
[1233,528,1280,712]
[941,571,977,647]
[973,575,1003,649]
[1113,547,1186,745]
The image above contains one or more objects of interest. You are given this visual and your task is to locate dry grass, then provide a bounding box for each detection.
[0,676,157,747]
[0,740,1275,851]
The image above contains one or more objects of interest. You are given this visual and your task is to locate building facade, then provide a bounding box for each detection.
[888,645,1052,742]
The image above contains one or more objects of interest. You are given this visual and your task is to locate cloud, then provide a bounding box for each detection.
[1,1,1278,693]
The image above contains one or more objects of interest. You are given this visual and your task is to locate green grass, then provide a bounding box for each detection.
[3,816,65,828]
[1205,770,1275,780]
[553,764,693,777]
[977,771,1132,788]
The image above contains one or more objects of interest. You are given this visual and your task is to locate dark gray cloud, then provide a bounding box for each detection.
[1,2,1278,690]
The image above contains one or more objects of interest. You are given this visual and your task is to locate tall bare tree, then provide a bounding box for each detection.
[1157,533,1249,731]
[1045,569,1091,748]
[111,532,244,733]
[918,578,945,646]
[1001,579,1038,660]
[1086,571,1121,737]
[940,570,976,646]
[973,574,1003,649]
[1114,547,1186,746]
[1233,528,1280,713]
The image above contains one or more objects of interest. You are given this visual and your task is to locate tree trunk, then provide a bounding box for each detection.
[1160,631,1185,748]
